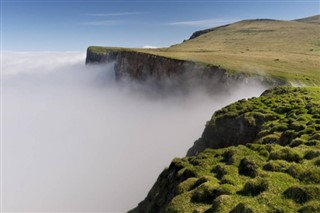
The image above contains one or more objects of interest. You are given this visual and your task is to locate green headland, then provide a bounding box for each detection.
[87,15,320,213]
[88,15,320,86]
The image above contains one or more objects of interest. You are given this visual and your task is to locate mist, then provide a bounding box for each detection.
[2,51,267,212]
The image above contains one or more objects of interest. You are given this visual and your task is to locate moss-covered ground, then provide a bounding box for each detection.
[130,87,320,213]
[212,87,319,146]
[166,142,320,212]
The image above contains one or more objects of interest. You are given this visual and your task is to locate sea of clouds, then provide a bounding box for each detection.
[2,51,267,212]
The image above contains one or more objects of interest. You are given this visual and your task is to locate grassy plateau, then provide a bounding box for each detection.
[89,15,320,86]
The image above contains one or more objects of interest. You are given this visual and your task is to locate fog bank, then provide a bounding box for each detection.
[2,52,267,212]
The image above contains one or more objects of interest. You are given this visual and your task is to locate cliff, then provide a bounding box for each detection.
[86,47,226,81]
[187,87,320,155]
[129,87,320,213]
[85,16,320,212]
[86,47,285,93]
[86,16,320,86]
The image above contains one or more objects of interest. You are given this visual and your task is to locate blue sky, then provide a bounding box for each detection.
[2,0,319,51]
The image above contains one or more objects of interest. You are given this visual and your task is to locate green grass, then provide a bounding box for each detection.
[130,87,320,213]
[88,16,320,86]
[150,143,320,212]
[187,87,320,155]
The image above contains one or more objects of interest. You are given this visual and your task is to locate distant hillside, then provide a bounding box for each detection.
[295,15,320,24]
[88,15,320,86]
[130,87,320,213]
[166,18,320,85]
[188,23,231,40]
[189,15,320,40]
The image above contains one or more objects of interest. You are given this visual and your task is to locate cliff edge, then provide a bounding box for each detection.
[86,46,227,81]
[86,46,284,94]
[86,16,320,86]
[129,87,320,213]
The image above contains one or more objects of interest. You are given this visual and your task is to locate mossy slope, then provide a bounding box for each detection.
[129,87,320,213]
[188,87,320,155]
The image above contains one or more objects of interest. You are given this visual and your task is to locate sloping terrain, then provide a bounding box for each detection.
[129,87,320,213]
[295,15,320,24]
[188,87,320,155]
[88,15,320,85]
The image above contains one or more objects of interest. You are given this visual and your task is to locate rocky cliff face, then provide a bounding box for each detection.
[86,47,280,92]
[86,48,222,80]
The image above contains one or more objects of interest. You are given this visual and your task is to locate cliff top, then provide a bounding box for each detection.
[130,86,320,212]
[88,15,320,86]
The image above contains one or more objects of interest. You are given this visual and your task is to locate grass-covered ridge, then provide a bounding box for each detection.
[88,16,320,86]
[188,87,320,155]
[130,87,320,213]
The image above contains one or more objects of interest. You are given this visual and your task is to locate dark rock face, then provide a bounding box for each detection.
[110,52,226,83]
[85,47,276,94]
[187,87,320,156]
[187,115,260,156]
[86,48,228,84]
[85,49,115,64]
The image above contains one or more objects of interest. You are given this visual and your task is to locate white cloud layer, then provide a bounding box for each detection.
[2,52,266,212]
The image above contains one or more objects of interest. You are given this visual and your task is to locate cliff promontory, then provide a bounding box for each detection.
[86,46,286,93]
[86,16,320,86]
[85,15,320,213]
[129,87,320,213]
[86,47,227,81]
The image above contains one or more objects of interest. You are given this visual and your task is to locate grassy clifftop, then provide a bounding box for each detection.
[88,16,320,86]
[130,87,320,213]
[188,87,320,155]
